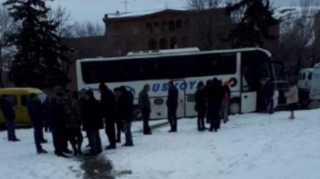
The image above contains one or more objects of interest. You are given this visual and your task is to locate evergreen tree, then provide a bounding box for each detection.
[225,0,278,48]
[4,0,71,89]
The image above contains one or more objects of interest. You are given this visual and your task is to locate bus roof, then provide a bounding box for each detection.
[77,47,271,63]
[0,88,43,95]
[314,63,320,68]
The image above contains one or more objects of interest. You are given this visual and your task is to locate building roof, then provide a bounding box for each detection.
[107,8,186,19]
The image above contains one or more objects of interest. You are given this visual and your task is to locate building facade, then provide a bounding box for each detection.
[104,8,233,51]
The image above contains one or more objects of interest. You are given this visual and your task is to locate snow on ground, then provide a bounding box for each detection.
[0,119,165,179]
[1,111,320,179]
[106,110,320,179]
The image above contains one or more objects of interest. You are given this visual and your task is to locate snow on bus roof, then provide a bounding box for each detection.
[77,48,271,62]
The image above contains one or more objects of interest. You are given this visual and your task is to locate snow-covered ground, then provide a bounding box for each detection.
[106,110,320,179]
[0,119,166,179]
[1,110,320,179]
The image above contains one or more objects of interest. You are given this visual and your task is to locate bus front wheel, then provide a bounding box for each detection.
[229,99,240,115]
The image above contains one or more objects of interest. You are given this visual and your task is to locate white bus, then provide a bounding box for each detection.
[310,63,320,100]
[76,47,280,119]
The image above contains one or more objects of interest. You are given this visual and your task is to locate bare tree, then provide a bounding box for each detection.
[187,0,227,50]
[276,0,319,78]
[0,5,17,87]
[72,21,104,37]
[48,5,74,38]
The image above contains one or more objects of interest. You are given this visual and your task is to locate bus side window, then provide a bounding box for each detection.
[308,72,312,80]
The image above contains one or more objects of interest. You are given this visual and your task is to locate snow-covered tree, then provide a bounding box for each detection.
[4,0,72,89]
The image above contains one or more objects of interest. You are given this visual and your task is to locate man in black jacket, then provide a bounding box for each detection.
[139,84,152,135]
[27,94,47,154]
[119,86,134,146]
[167,81,179,132]
[195,81,206,131]
[208,79,224,132]
[0,95,19,142]
[99,83,117,150]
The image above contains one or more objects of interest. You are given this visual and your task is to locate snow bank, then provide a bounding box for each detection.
[106,110,320,179]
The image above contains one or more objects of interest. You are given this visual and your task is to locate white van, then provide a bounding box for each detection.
[310,63,320,100]
[298,68,313,91]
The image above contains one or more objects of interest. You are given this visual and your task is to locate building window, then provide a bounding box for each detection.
[146,23,153,33]
[169,21,175,32]
[159,38,168,49]
[154,22,160,33]
[170,37,178,49]
[181,36,188,47]
[148,39,157,50]
[132,26,139,35]
[184,18,190,30]
[176,20,182,30]
[160,21,167,32]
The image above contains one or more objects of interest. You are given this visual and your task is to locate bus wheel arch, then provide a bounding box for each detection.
[229,97,241,115]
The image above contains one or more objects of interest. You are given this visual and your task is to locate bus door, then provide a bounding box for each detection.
[172,79,186,118]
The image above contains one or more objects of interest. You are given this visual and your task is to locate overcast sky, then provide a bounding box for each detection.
[1,0,299,23]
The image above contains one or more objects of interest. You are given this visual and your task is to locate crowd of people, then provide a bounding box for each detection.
[0,78,299,156]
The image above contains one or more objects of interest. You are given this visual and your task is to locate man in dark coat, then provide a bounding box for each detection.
[139,84,152,135]
[27,93,47,154]
[83,90,103,156]
[204,80,212,124]
[99,83,117,150]
[167,81,179,132]
[208,79,224,132]
[0,95,19,142]
[43,95,66,157]
[195,81,206,131]
[263,78,275,114]
[119,86,134,146]
[113,88,122,143]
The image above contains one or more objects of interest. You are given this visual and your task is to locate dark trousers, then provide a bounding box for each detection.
[168,107,177,131]
[197,107,206,130]
[34,126,43,152]
[67,128,83,154]
[141,108,152,134]
[125,121,133,145]
[266,97,274,114]
[87,130,102,154]
[44,120,50,132]
[210,108,221,131]
[116,120,122,142]
[206,106,211,124]
[52,129,64,154]
[105,120,116,147]
[6,120,16,140]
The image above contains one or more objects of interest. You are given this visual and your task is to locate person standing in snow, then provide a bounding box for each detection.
[167,81,179,132]
[139,84,152,135]
[44,95,67,157]
[0,95,20,142]
[204,80,212,124]
[221,81,231,123]
[195,81,206,131]
[82,90,103,155]
[99,83,117,150]
[113,88,122,143]
[119,86,134,146]
[208,79,224,132]
[285,82,299,120]
[27,93,47,154]
[263,78,275,114]
[61,92,83,156]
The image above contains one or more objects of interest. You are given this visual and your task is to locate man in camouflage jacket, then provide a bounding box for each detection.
[61,93,83,156]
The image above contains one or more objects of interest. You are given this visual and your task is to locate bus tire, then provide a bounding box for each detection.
[229,98,240,115]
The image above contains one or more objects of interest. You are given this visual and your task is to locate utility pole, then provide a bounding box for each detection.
[121,0,135,13]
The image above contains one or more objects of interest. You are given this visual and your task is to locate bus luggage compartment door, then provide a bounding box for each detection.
[241,92,257,113]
